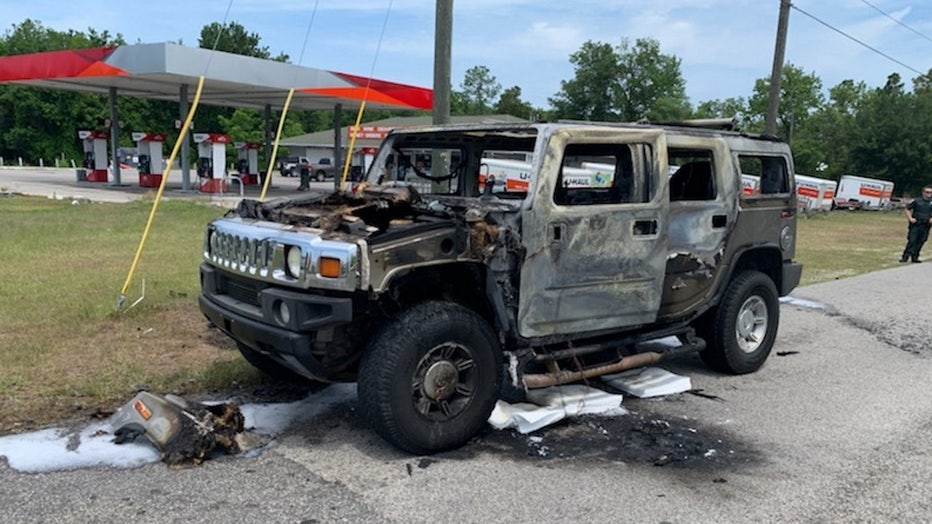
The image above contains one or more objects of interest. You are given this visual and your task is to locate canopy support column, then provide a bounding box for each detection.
[179,84,191,190]
[264,104,272,177]
[333,103,343,192]
[108,86,123,186]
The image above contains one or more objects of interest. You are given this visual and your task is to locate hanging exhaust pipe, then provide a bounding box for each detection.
[523,351,665,389]
[521,334,705,389]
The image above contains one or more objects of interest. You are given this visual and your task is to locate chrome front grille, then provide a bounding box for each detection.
[203,217,361,292]
[209,230,273,277]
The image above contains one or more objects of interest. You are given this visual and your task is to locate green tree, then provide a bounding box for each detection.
[456,65,501,115]
[549,41,619,121]
[615,38,690,121]
[494,86,536,119]
[797,79,867,179]
[693,97,748,122]
[549,38,690,122]
[198,21,288,61]
[748,63,824,142]
[848,73,932,194]
[0,19,125,164]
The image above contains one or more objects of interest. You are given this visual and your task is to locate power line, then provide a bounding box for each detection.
[791,3,924,76]
[860,0,932,45]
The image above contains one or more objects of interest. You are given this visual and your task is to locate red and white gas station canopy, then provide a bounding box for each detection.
[0,43,433,111]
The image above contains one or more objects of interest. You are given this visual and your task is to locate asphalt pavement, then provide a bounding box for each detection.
[1,169,931,523]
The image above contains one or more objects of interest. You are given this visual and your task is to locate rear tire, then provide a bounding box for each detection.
[315,170,326,182]
[358,301,502,454]
[696,270,779,374]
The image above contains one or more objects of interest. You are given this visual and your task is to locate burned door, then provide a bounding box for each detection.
[658,137,737,318]
[517,128,668,338]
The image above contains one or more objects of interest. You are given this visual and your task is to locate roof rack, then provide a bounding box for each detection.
[554,117,740,132]
[636,118,739,131]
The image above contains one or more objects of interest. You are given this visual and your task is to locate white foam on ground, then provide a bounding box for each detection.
[0,384,357,473]
[0,422,160,473]
[240,383,356,435]
[780,296,826,309]
[602,367,692,398]
[488,385,626,434]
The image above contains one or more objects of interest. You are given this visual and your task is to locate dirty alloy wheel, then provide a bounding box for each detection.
[315,170,326,182]
[236,342,314,384]
[696,270,779,374]
[358,301,502,454]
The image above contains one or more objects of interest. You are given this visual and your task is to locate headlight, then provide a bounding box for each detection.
[780,226,794,251]
[285,245,303,278]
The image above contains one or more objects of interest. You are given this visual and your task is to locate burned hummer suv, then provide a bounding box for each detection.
[199,120,802,454]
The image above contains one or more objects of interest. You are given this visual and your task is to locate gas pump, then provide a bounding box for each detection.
[234,142,260,185]
[78,130,110,182]
[132,132,166,188]
[359,147,379,181]
[193,133,231,193]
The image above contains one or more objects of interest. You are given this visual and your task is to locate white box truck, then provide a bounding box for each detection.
[478,158,532,192]
[741,174,761,196]
[478,158,613,192]
[795,174,837,212]
[834,175,894,210]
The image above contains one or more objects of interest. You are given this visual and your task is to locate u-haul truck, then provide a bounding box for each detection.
[478,158,614,192]
[741,174,761,196]
[834,175,894,210]
[795,174,837,212]
[478,158,532,192]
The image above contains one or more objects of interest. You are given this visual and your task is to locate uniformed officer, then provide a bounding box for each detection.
[901,184,932,263]
[297,162,310,191]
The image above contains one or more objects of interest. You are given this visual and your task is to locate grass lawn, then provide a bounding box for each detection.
[0,195,911,434]
[0,196,264,434]
[795,209,906,285]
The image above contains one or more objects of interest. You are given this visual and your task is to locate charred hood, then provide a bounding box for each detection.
[227,185,454,239]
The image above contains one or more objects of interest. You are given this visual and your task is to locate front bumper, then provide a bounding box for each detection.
[199,263,354,380]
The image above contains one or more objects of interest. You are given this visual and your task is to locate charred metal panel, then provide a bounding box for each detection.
[518,127,669,338]
[367,225,461,293]
[658,136,736,318]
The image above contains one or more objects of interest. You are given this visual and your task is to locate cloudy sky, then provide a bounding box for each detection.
[2,0,931,109]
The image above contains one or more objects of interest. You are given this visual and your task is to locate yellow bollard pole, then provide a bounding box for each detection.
[118,76,205,308]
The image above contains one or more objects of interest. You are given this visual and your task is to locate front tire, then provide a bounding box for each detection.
[358,301,502,454]
[697,270,779,374]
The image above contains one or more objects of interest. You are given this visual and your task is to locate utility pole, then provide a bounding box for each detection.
[433,0,452,125]
[431,0,453,188]
[765,0,791,136]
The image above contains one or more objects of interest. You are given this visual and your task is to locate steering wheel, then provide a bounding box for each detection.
[410,157,464,183]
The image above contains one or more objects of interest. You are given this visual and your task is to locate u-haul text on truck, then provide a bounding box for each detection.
[834,174,894,210]
[478,158,532,192]
[795,174,837,212]
[478,158,614,192]
[741,174,761,196]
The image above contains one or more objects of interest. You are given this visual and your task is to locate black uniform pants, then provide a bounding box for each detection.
[903,222,931,260]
